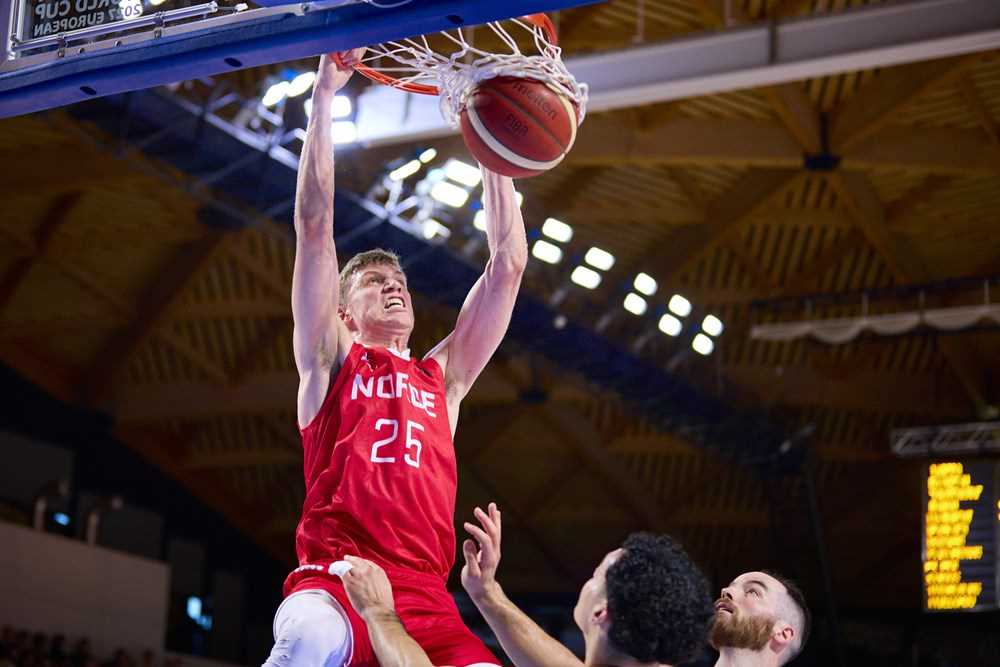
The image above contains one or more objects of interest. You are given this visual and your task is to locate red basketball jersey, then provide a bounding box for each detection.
[295,343,457,579]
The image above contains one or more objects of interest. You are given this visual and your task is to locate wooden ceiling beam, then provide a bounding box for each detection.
[82,230,229,403]
[560,114,999,175]
[538,403,671,533]
[660,169,801,282]
[555,199,705,225]
[770,0,814,19]
[0,340,79,406]
[826,171,992,417]
[831,55,979,152]
[958,75,1000,144]
[0,193,84,317]
[0,147,140,196]
[111,372,593,422]
[763,83,822,154]
[723,360,971,417]
[883,175,953,222]
[173,298,289,321]
[694,0,750,26]
[224,243,292,300]
[565,116,804,169]
[460,460,578,580]
[842,125,1000,176]
[766,228,868,298]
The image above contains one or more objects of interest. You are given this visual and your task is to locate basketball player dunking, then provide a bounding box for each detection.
[261,50,526,667]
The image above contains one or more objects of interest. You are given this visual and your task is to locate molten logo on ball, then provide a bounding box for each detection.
[511,80,558,121]
[460,76,579,178]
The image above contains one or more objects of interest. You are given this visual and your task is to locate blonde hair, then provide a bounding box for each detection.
[339,248,403,303]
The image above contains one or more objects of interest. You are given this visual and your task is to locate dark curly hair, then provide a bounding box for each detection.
[604,533,713,665]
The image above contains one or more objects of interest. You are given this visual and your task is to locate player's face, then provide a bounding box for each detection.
[343,263,414,335]
[573,548,622,631]
[709,571,783,651]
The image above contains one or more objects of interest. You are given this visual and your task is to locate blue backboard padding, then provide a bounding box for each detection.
[0,0,597,119]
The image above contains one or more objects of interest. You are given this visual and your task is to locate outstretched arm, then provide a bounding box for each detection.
[339,556,436,667]
[463,505,584,667]
[291,50,361,428]
[429,168,527,409]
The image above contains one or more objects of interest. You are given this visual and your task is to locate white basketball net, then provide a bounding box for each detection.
[358,17,589,127]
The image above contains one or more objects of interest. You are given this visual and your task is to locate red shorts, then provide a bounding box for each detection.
[284,563,498,667]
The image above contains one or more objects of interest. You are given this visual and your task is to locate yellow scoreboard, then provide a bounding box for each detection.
[923,461,998,611]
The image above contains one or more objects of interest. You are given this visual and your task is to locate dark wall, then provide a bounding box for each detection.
[0,363,286,665]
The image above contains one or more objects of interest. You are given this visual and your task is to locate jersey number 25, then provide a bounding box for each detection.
[370,418,423,468]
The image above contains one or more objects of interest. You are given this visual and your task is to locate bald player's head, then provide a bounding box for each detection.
[710,570,810,664]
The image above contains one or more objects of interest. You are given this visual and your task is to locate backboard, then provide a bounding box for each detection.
[0,0,597,119]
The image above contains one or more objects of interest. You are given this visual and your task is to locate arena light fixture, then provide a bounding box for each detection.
[542,217,573,243]
[332,121,357,144]
[262,80,290,107]
[389,159,422,182]
[585,247,615,271]
[692,333,714,355]
[332,95,352,119]
[623,293,647,316]
[658,313,682,336]
[430,180,469,208]
[634,272,657,296]
[444,159,483,187]
[304,96,351,120]
[702,314,724,337]
[571,266,602,289]
[419,148,438,163]
[532,240,563,264]
[473,210,487,232]
[422,219,450,240]
[668,294,692,317]
[287,71,316,98]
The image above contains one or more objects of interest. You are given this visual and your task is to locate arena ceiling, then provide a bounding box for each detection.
[1,0,999,614]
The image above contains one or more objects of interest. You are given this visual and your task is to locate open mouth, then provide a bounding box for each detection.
[384,297,404,310]
[715,601,735,615]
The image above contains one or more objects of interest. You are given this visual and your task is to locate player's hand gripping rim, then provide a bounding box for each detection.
[461,502,502,602]
[317,48,365,94]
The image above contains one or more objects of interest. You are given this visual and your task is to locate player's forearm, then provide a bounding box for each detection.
[294,81,336,237]
[471,583,584,667]
[362,609,435,667]
[480,170,527,273]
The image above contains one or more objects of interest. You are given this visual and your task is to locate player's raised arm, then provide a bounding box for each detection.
[430,167,527,411]
[462,504,584,667]
[292,50,361,428]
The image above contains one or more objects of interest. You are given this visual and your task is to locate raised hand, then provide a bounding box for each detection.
[316,47,366,95]
[461,502,502,601]
[339,555,395,621]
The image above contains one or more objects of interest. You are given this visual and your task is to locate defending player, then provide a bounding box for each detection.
[709,571,810,666]
[262,49,527,667]
[337,503,715,667]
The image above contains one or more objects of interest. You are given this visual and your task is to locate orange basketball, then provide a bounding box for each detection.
[459,76,579,178]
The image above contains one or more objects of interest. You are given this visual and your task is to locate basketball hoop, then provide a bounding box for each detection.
[335,14,588,127]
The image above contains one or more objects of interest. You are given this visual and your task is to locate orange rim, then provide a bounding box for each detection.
[336,13,559,96]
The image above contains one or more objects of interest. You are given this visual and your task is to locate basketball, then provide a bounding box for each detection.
[459,76,579,178]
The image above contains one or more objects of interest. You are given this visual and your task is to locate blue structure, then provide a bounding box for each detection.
[0,0,596,118]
